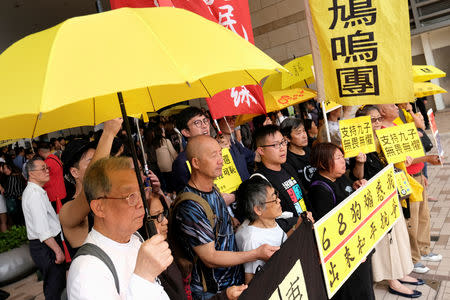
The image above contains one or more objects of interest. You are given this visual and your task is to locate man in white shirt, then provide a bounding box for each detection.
[67,157,172,300]
[22,156,66,300]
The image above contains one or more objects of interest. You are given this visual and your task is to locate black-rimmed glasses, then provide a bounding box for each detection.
[260,139,288,149]
[150,210,168,223]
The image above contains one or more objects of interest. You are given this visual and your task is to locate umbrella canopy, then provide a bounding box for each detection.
[414,82,447,98]
[263,54,315,93]
[413,65,446,82]
[0,7,283,140]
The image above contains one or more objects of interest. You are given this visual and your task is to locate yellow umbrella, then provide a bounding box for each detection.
[235,88,317,126]
[263,54,315,93]
[414,82,447,98]
[160,105,191,117]
[0,139,19,147]
[0,7,283,140]
[413,65,446,82]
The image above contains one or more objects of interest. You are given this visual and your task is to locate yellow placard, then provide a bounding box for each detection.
[375,123,425,164]
[395,171,412,199]
[339,116,376,158]
[314,165,400,298]
[186,148,242,194]
[324,99,342,113]
[282,54,315,89]
[307,0,413,105]
[269,259,309,300]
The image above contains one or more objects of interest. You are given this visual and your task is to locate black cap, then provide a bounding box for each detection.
[61,139,97,174]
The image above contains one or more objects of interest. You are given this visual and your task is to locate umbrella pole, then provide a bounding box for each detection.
[134,118,150,176]
[117,92,157,239]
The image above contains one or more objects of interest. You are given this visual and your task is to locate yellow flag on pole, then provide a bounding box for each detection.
[305,0,414,106]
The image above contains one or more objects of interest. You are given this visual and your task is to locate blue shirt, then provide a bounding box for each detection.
[174,185,243,293]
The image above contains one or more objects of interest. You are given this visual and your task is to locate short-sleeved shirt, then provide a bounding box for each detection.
[174,185,243,293]
[235,220,286,274]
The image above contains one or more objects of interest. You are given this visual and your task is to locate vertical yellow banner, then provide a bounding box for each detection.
[307,0,414,105]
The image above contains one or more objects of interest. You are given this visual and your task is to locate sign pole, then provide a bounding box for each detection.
[321,101,331,143]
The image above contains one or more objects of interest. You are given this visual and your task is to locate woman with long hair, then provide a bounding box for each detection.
[153,125,178,194]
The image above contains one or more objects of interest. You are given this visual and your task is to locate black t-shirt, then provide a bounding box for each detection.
[349,151,385,181]
[285,148,316,190]
[308,173,354,221]
[256,164,308,217]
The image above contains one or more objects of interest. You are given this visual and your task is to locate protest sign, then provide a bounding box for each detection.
[265,88,317,113]
[395,170,412,199]
[187,148,241,194]
[314,164,400,298]
[428,109,444,165]
[324,99,342,113]
[376,123,425,164]
[239,220,328,300]
[339,116,375,158]
[306,0,413,106]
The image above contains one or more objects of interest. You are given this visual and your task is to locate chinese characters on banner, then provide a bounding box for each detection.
[265,88,317,113]
[375,123,425,164]
[339,116,375,158]
[314,164,400,298]
[268,260,309,300]
[187,148,242,194]
[305,0,414,106]
[427,109,444,165]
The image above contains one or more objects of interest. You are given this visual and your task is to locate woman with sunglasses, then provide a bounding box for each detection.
[350,105,422,298]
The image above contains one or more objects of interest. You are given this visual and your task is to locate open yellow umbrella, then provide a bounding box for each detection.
[263,54,315,93]
[414,82,447,98]
[413,65,446,82]
[0,7,283,140]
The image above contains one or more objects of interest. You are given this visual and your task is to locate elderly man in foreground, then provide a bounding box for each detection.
[67,157,172,299]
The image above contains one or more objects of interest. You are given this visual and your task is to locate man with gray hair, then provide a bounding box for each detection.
[67,156,172,299]
[22,156,66,300]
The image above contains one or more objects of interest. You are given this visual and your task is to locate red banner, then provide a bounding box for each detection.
[110,0,266,119]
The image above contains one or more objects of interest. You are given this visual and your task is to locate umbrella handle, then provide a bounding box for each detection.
[117,92,157,239]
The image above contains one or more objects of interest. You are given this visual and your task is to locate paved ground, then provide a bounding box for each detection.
[2,109,450,300]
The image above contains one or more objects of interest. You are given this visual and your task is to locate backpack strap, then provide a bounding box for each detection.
[133,231,144,243]
[398,109,407,124]
[73,243,120,294]
[310,180,336,205]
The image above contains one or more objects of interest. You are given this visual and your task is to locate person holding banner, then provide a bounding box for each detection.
[378,104,442,274]
[351,105,422,298]
[309,143,374,300]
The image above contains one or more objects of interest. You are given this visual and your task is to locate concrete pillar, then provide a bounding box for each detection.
[420,32,445,111]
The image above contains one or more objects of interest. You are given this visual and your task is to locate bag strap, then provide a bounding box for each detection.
[310,180,336,205]
[73,243,120,294]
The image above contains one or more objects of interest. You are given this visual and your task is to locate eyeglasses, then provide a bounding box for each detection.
[371,117,383,123]
[260,139,288,149]
[191,118,210,128]
[31,166,50,172]
[96,191,141,206]
[265,190,279,204]
[150,210,168,223]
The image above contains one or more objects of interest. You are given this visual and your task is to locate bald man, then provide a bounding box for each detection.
[172,136,278,300]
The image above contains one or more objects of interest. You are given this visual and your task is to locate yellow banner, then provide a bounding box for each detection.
[281,54,315,89]
[339,116,376,158]
[307,0,413,105]
[265,88,317,113]
[414,82,447,98]
[395,170,412,199]
[187,148,242,194]
[314,165,399,298]
[376,123,425,164]
[0,139,19,147]
[269,259,309,300]
[324,99,342,113]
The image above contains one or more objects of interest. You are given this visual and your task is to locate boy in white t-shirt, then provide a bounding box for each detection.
[235,177,303,284]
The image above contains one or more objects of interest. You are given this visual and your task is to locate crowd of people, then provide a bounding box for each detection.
[0,99,442,300]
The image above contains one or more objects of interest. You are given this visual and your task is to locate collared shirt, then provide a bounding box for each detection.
[68,229,169,300]
[22,181,61,242]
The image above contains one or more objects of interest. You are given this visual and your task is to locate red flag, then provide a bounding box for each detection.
[110,0,266,119]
